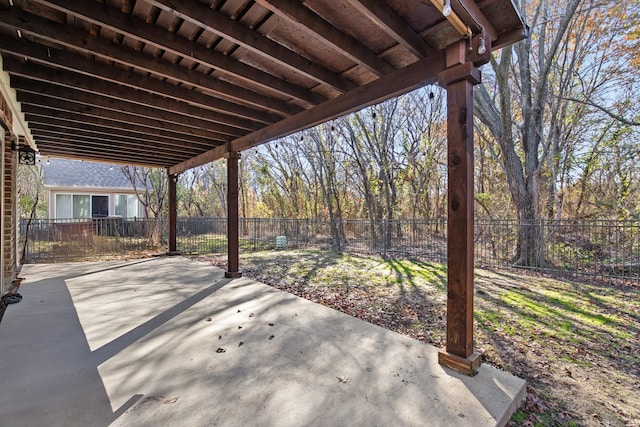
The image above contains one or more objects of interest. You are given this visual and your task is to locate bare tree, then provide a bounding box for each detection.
[304,124,347,248]
[17,164,45,264]
[475,0,605,266]
[121,166,167,245]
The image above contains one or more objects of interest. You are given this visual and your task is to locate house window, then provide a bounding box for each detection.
[115,194,140,218]
[56,194,91,219]
[92,195,109,218]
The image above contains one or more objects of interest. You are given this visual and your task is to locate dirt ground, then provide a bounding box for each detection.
[207,250,640,426]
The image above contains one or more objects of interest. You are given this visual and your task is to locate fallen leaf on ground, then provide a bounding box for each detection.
[337,376,351,383]
[216,348,226,353]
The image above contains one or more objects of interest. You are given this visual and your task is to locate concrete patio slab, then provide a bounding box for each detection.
[0,257,525,426]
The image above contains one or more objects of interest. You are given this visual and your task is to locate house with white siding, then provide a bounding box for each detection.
[42,159,146,220]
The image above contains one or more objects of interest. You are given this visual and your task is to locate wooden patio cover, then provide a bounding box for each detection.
[0,0,526,374]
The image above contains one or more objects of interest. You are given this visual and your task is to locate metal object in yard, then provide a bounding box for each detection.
[276,236,287,250]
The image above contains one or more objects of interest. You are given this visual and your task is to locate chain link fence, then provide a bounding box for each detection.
[20,217,640,282]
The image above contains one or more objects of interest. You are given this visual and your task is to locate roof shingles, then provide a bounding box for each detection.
[42,158,146,190]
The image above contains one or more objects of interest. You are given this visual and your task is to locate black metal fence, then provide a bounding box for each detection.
[20,217,640,282]
[20,217,164,262]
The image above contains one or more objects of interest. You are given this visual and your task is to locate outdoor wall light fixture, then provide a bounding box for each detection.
[10,138,36,165]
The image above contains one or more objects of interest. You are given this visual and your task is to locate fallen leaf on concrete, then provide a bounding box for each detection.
[337,376,351,383]
[238,341,244,347]
[163,397,178,404]
[268,322,274,326]
[268,335,275,340]
[249,313,255,317]
[218,335,222,340]
[206,318,212,322]
[216,348,226,353]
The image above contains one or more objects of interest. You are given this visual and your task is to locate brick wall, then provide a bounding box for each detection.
[3,130,17,284]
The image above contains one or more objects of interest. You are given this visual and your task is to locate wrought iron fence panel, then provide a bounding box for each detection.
[19,217,163,262]
[20,217,639,281]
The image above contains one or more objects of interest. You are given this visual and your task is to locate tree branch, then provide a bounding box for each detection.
[560,96,640,126]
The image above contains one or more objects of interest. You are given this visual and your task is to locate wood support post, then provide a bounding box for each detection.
[225,152,242,278]
[438,49,482,375]
[167,172,179,255]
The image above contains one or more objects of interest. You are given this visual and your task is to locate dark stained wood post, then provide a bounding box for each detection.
[225,152,242,278]
[437,42,482,375]
[168,171,178,255]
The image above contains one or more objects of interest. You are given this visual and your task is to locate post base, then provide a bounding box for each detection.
[224,271,243,278]
[438,350,482,376]
[167,251,181,256]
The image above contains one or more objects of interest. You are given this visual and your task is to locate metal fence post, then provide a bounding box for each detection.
[541,218,545,265]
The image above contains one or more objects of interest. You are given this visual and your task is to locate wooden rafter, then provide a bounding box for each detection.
[3,58,270,131]
[32,0,327,106]
[145,0,357,93]
[10,77,245,137]
[348,0,434,58]
[0,8,301,117]
[255,0,394,77]
[17,95,224,142]
[23,107,219,147]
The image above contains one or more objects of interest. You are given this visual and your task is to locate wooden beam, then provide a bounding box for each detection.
[29,131,199,160]
[0,8,301,117]
[225,152,242,278]
[451,0,497,39]
[437,54,481,375]
[169,52,446,175]
[11,77,244,138]
[18,95,225,142]
[348,0,433,58]
[0,36,281,124]
[34,140,174,167]
[4,60,261,133]
[146,0,355,93]
[25,119,206,154]
[493,27,529,51]
[256,0,394,77]
[29,1,326,106]
[23,105,221,148]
